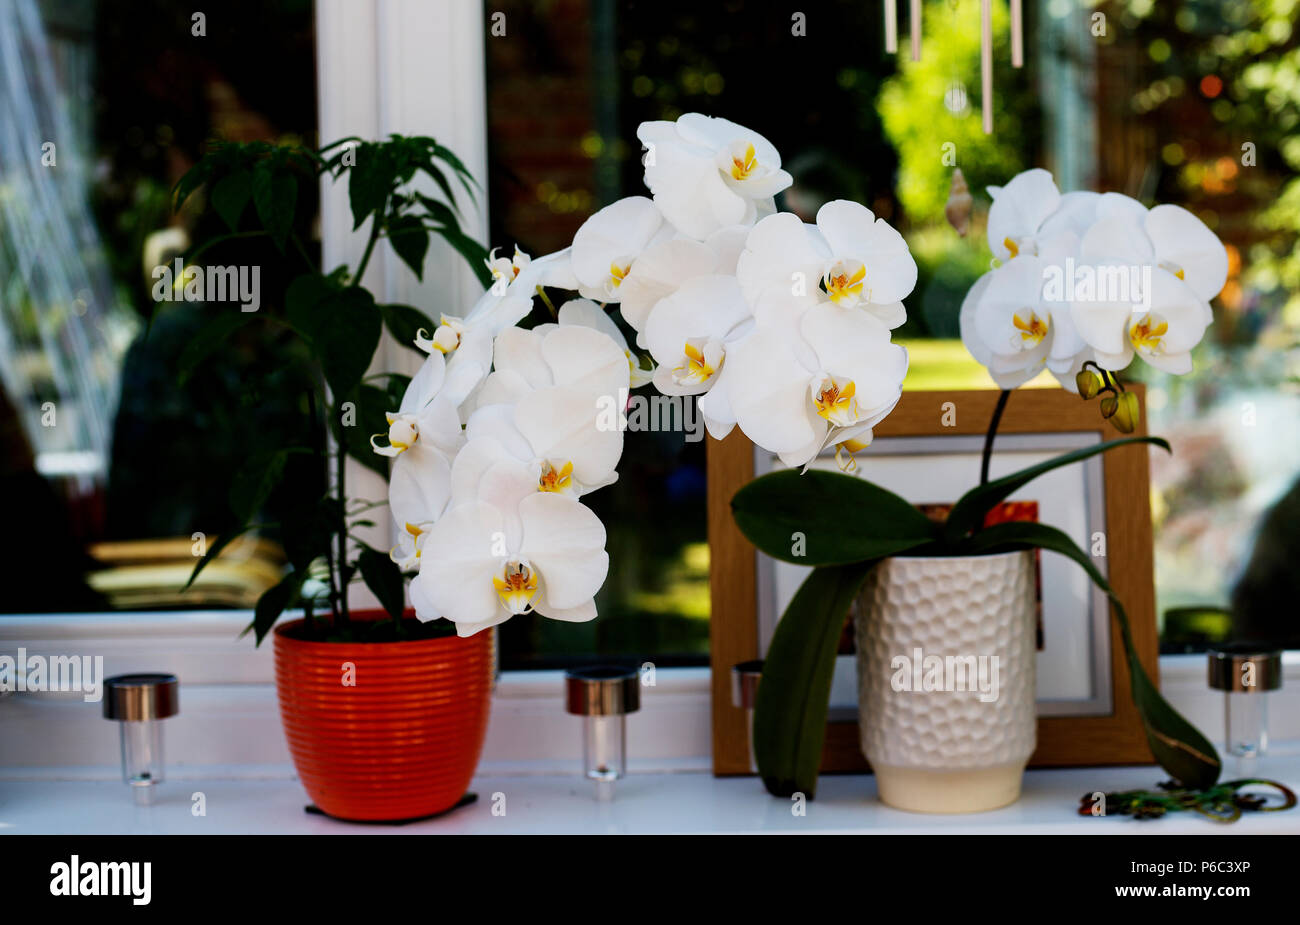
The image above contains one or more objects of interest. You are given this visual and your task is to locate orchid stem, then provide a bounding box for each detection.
[980,389,1011,487]
[536,285,558,319]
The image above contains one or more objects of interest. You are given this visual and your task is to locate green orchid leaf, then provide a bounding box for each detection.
[731,469,938,566]
[943,436,1171,544]
[753,560,886,798]
[962,520,1221,789]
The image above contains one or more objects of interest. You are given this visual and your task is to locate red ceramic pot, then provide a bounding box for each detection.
[273,610,493,821]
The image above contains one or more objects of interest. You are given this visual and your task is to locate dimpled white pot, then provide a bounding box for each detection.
[854,551,1037,813]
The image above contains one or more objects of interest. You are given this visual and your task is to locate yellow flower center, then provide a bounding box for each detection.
[730,142,758,180]
[538,460,575,493]
[1003,236,1021,259]
[674,340,717,386]
[493,561,538,614]
[609,260,631,291]
[1129,313,1169,355]
[1012,310,1049,346]
[834,436,872,473]
[813,377,859,427]
[822,260,868,307]
[404,523,425,559]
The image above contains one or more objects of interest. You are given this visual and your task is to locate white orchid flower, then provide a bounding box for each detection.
[636,113,791,240]
[1069,261,1210,375]
[1079,205,1227,307]
[736,201,916,330]
[959,258,1091,390]
[617,225,747,343]
[570,197,674,302]
[484,245,532,288]
[452,384,624,501]
[409,462,608,635]
[557,298,654,388]
[370,353,465,460]
[641,274,752,396]
[723,302,908,469]
[474,322,631,413]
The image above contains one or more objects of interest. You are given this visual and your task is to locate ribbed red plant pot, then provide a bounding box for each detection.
[273,610,493,822]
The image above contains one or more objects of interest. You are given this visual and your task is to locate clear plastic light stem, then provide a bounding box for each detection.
[120,719,164,804]
[582,714,625,799]
[1225,690,1269,759]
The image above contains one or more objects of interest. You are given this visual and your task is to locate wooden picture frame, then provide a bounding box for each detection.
[708,387,1159,776]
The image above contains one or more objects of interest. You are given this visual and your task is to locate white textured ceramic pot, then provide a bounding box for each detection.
[854,550,1037,813]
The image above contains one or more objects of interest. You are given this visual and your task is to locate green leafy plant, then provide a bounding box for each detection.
[732,393,1222,798]
[171,135,488,643]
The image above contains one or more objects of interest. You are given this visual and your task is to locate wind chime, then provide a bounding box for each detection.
[883,0,1025,135]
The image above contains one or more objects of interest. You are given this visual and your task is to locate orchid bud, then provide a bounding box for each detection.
[1099,395,1118,419]
[1110,391,1140,434]
[1076,368,1104,399]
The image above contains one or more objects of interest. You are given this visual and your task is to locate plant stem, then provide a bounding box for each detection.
[980,389,1012,486]
[308,389,338,630]
[352,195,387,285]
[335,417,351,630]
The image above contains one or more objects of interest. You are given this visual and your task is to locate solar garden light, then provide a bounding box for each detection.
[564,666,640,800]
[1208,647,1282,760]
[102,673,179,805]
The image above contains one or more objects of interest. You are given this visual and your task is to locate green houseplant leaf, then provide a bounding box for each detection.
[731,469,938,566]
[963,520,1222,789]
[358,546,406,621]
[943,436,1171,544]
[210,168,253,232]
[752,560,879,798]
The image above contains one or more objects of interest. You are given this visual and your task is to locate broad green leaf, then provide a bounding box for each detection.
[358,546,405,620]
[230,447,310,525]
[418,163,460,215]
[251,162,297,252]
[387,214,429,280]
[287,281,383,397]
[433,224,492,287]
[340,384,393,478]
[962,520,1221,788]
[753,560,880,798]
[348,143,395,229]
[943,436,1171,544]
[176,311,257,386]
[253,570,304,645]
[210,168,252,232]
[281,496,341,573]
[379,303,436,351]
[731,469,938,566]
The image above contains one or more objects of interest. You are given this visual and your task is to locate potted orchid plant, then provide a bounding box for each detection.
[382,113,1222,816]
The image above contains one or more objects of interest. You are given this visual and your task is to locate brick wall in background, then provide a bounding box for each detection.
[485,0,599,256]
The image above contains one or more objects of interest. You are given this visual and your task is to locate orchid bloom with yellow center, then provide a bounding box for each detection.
[729,142,758,181]
[813,375,859,428]
[415,315,466,355]
[1012,310,1049,346]
[493,560,539,614]
[484,246,531,286]
[371,412,419,457]
[537,460,575,494]
[1128,313,1169,356]
[672,338,724,388]
[608,259,632,294]
[390,521,430,571]
[822,259,868,307]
